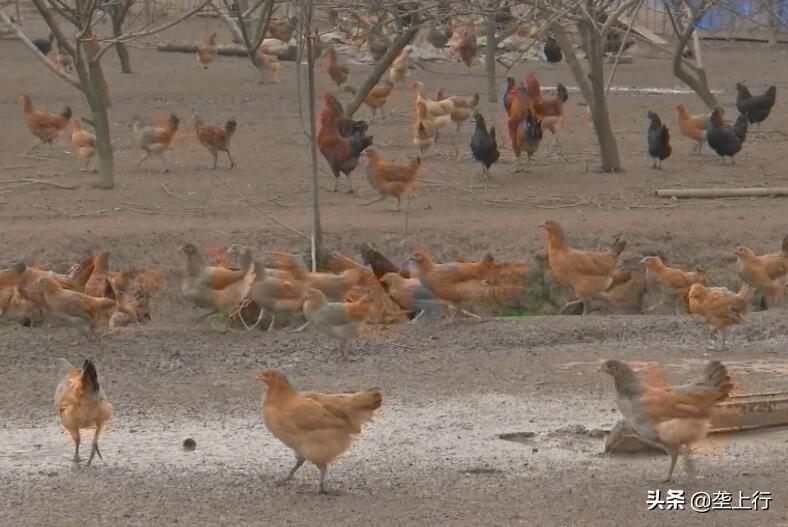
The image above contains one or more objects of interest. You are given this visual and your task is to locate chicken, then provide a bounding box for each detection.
[456,27,477,67]
[705,108,747,163]
[318,93,373,193]
[194,115,237,169]
[32,271,135,330]
[389,46,412,84]
[688,283,750,350]
[71,121,96,172]
[413,100,452,154]
[470,112,499,182]
[735,240,787,309]
[539,220,625,314]
[675,104,707,154]
[324,48,349,88]
[180,242,254,323]
[248,261,305,330]
[361,80,394,119]
[255,370,381,494]
[426,23,452,49]
[267,16,297,42]
[50,44,74,72]
[361,148,421,211]
[411,81,454,118]
[640,256,705,314]
[524,72,544,117]
[506,85,534,150]
[55,358,113,464]
[380,272,441,318]
[302,288,371,356]
[646,111,671,169]
[538,84,569,142]
[516,110,543,162]
[410,248,525,318]
[196,33,217,69]
[601,359,732,482]
[366,25,391,61]
[543,35,562,63]
[294,267,365,301]
[132,114,179,172]
[501,76,517,114]
[257,49,281,84]
[735,83,776,125]
[359,243,410,282]
[84,251,112,298]
[32,32,54,55]
[435,89,479,132]
[18,95,71,151]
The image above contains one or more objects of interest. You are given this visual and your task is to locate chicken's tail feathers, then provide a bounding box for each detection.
[81,359,100,394]
[700,360,733,399]
[736,283,751,302]
[610,237,627,257]
[57,358,75,378]
[556,83,569,103]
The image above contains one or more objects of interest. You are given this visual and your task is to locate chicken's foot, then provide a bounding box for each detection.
[360,195,386,207]
[318,466,340,495]
[276,456,305,486]
[292,321,309,333]
[663,446,679,482]
[70,430,81,463]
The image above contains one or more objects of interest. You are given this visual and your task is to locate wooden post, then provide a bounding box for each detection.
[305,1,322,270]
[485,14,496,103]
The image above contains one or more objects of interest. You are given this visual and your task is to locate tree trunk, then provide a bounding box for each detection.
[485,15,496,103]
[77,43,114,189]
[112,1,133,73]
[343,27,419,117]
[581,21,621,172]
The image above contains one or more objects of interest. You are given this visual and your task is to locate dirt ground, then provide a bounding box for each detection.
[1,13,788,526]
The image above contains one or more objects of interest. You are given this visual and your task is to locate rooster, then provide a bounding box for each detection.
[132,114,179,172]
[317,93,373,193]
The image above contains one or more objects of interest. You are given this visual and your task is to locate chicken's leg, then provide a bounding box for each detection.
[720,330,727,351]
[211,151,218,169]
[87,424,104,466]
[226,149,235,169]
[69,428,82,463]
[346,174,354,194]
[276,455,305,485]
[136,151,150,166]
[664,446,679,482]
[317,464,339,495]
[361,195,386,207]
[160,153,170,173]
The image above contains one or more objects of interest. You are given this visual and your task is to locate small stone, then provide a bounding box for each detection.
[183,438,197,451]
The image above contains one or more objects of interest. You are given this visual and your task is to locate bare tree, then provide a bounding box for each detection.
[536,0,642,172]
[214,0,277,81]
[2,0,210,188]
[664,0,720,109]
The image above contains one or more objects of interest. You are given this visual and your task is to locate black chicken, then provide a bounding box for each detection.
[705,108,748,164]
[646,111,671,169]
[543,36,562,63]
[470,112,499,181]
[32,32,54,56]
[735,83,776,125]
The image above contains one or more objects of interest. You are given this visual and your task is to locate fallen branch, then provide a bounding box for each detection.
[161,182,187,201]
[0,178,75,189]
[655,187,788,199]
[155,41,297,61]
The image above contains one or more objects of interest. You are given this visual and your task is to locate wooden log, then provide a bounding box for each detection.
[156,41,297,61]
[655,187,788,199]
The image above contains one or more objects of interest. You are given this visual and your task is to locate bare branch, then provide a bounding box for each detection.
[30,0,76,56]
[0,11,82,90]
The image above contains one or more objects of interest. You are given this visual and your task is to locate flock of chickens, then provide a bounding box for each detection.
[8,8,787,500]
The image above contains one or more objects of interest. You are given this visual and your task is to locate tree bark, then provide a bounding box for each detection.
[76,41,114,189]
[485,15,497,103]
[343,26,419,117]
[552,22,621,172]
[580,20,621,172]
[111,0,133,73]
[667,2,719,109]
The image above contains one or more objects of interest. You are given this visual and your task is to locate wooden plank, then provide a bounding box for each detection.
[656,187,788,199]
[619,14,669,45]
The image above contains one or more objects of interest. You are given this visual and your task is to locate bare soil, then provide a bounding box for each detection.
[1,15,787,527]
